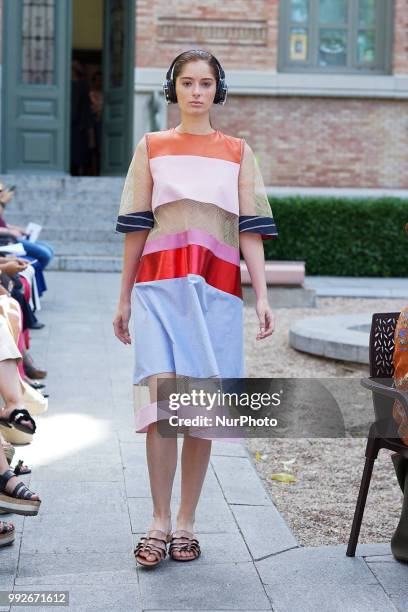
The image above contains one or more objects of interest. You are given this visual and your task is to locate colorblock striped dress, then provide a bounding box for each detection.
[116,127,278,438]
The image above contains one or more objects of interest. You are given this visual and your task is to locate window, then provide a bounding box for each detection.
[278,0,393,74]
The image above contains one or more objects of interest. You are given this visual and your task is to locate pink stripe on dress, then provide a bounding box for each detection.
[142,229,240,266]
[150,155,240,215]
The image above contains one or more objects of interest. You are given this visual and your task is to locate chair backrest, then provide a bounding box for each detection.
[369,312,400,424]
[370,312,400,378]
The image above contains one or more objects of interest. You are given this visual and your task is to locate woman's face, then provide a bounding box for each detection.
[175,60,217,115]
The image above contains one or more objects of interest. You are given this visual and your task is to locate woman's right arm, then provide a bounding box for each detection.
[113,231,148,345]
[112,134,154,345]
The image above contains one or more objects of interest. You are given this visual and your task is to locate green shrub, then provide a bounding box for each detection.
[263,196,408,276]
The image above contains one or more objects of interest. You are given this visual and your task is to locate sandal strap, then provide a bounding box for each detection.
[134,532,168,560]
[0,469,16,491]
[9,409,36,433]
[12,481,35,500]
[170,540,200,550]
[169,531,200,556]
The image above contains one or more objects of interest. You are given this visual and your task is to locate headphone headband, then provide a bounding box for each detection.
[163,50,228,105]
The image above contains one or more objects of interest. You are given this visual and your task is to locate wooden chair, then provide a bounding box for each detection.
[347,311,408,557]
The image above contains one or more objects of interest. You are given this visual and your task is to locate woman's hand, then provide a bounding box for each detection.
[9,228,25,238]
[0,260,28,276]
[255,297,275,340]
[0,191,13,205]
[113,300,131,345]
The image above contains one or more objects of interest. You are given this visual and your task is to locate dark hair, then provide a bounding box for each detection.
[172,49,219,85]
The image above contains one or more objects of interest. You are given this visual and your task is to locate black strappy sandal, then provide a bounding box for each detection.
[13,460,31,476]
[169,530,201,562]
[0,408,36,434]
[0,469,41,516]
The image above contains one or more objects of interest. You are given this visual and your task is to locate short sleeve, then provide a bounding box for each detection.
[115,135,154,233]
[238,140,278,240]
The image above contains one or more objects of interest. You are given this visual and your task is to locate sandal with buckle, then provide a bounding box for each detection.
[0,469,41,516]
[169,530,201,562]
[0,520,15,547]
[134,529,171,567]
[0,408,36,434]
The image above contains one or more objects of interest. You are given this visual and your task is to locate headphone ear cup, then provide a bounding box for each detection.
[214,79,227,105]
[163,79,177,104]
[213,79,222,104]
[169,78,177,103]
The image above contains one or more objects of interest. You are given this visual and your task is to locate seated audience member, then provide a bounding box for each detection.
[0,257,44,330]
[0,266,47,386]
[0,185,53,296]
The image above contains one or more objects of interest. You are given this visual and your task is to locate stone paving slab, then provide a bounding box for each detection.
[15,552,138,586]
[366,561,408,610]
[263,582,397,612]
[137,562,272,611]
[210,455,272,505]
[230,504,298,558]
[20,512,132,554]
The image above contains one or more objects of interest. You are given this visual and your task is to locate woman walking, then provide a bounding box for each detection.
[113,49,278,567]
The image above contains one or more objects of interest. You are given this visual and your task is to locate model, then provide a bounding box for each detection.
[113,49,278,567]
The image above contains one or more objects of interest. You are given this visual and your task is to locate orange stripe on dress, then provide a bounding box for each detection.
[146,130,243,164]
[135,244,242,299]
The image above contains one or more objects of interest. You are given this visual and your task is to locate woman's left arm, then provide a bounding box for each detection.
[238,139,277,341]
[240,232,275,340]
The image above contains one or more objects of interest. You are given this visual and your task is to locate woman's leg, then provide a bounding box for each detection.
[138,372,178,563]
[0,359,35,433]
[17,240,53,270]
[172,433,212,559]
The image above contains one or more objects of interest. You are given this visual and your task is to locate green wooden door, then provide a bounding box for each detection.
[101,0,135,175]
[1,0,71,174]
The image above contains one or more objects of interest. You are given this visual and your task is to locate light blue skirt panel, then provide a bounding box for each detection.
[130,274,245,385]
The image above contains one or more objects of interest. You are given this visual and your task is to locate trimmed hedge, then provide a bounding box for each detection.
[263,196,408,277]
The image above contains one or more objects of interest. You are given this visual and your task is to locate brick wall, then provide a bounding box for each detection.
[136,0,279,70]
[168,95,408,189]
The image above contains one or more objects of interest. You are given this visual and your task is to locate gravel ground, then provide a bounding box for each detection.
[243,296,405,547]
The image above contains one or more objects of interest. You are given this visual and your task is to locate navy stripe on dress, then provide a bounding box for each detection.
[115,211,154,233]
[238,215,278,240]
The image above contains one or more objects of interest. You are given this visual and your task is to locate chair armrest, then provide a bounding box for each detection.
[361,377,408,412]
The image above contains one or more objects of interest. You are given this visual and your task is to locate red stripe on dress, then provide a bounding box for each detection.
[135,244,242,299]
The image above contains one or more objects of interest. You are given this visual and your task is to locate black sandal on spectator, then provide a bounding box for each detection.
[0,520,15,547]
[27,381,46,391]
[13,460,31,476]
[0,469,41,516]
[2,446,30,474]
[0,408,36,434]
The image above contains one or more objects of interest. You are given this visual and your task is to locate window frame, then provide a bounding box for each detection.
[278,0,394,75]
